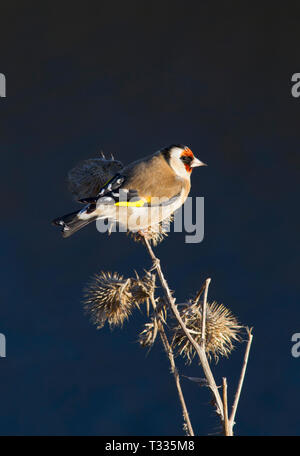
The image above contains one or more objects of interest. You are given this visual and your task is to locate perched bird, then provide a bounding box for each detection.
[52,144,206,239]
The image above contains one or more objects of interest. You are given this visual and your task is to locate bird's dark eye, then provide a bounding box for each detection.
[180,155,193,165]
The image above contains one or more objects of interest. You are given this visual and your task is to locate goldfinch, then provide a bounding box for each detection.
[52,144,206,238]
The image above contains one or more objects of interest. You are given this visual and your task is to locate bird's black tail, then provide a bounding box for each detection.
[52,210,97,238]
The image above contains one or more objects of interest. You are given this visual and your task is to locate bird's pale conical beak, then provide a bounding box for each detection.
[191,157,207,167]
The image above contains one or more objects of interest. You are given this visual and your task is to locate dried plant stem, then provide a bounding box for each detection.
[192,283,206,306]
[222,377,231,436]
[143,238,224,421]
[229,327,253,432]
[149,293,194,436]
[200,278,211,346]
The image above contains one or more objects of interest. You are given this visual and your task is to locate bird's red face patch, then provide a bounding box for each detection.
[180,148,194,173]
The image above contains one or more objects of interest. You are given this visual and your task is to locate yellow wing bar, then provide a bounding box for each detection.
[115,200,146,207]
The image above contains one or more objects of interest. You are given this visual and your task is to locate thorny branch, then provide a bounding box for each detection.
[142,237,253,436]
[200,278,211,347]
[143,238,225,422]
[229,327,253,432]
[222,377,231,436]
[148,287,194,436]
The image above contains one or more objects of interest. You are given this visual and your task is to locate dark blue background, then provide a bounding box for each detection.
[0,1,299,435]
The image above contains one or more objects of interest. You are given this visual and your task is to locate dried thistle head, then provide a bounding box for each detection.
[83,271,155,329]
[131,271,155,305]
[138,297,168,349]
[172,300,243,363]
[129,214,174,246]
[67,154,123,201]
[139,319,158,348]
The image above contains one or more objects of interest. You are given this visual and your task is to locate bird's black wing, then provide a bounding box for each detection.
[78,173,127,204]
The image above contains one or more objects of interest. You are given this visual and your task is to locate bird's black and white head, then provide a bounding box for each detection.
[161,144,206,179]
